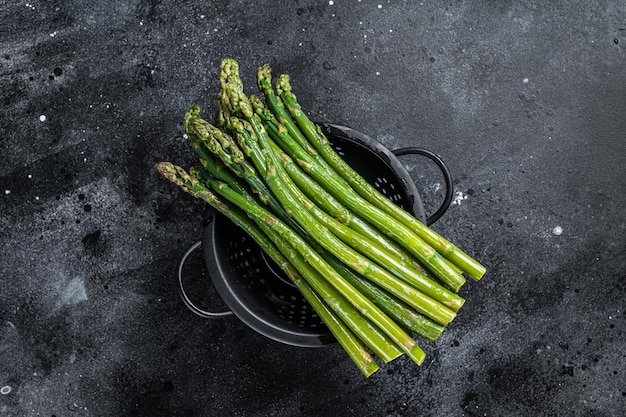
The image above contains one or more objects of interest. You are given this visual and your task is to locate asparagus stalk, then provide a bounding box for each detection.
[277,75,486,282]
[160,58,488,377]
[157,162,381,377]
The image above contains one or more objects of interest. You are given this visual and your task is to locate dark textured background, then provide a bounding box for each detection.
[1,1,625,416]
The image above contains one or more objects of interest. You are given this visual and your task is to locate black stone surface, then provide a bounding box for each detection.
[1,1,625,416]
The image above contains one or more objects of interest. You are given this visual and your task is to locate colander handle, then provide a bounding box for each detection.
[177,240,234,318]
[392,147,453,226]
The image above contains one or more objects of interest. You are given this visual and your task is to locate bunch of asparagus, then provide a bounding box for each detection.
[158,58,486,377]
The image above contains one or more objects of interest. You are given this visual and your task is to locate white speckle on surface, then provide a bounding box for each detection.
[4,189,10,195]
[329,0,334,5]
[200,14,205,18]
[0,386,10,395]
[28,174,32,178]
[430,182,442,192]
[298,42,302,47]
[378,4,382,8]
[376,71,380,75]
[552,226,563,235]
[452,191,468,205]
[55,277,88,310]
[50,31,58,37]
[523,78,529,83]
[39,115,46,122]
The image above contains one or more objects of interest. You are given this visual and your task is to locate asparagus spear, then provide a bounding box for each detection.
[157,162,381,377]
[160,58,488,377]
[277,74,486,282]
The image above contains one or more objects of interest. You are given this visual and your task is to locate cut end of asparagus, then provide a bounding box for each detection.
[412,345,427,366]
[469,264,487,281]
[444,297,465,312]
[447,250,487,282]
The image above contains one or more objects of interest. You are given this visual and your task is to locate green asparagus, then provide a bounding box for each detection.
[157,58,487,377]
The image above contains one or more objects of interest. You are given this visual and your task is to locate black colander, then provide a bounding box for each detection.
[177,124,453,347]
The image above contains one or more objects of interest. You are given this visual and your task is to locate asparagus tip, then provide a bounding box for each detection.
[183,104,201,131]
[257,63,272,88]
[276,73,291,95]
[156,161,176,178]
